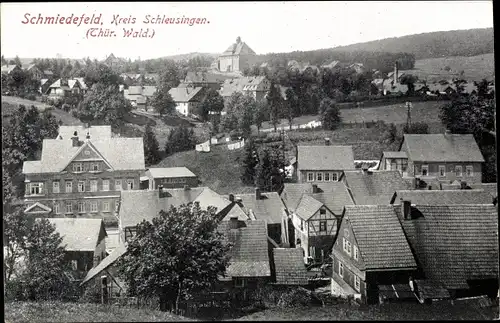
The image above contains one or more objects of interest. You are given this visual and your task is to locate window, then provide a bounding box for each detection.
[354,275,360,292]
[30,183,43,195]
[54,203,60,214]
[53,181,60,193]
[421,165,429,176]
[90,201,98,213]
[316,172,323,182]
[300,219,304,231]
[455,165,463,177]
[439,165,446,177]
[127,180,134,190]
[324,172,330,181]
[331,172,338,182]
[320,208,326,216]
[65,181,73,193]
[353,246,359,261]
[234,278,246,288]
[466,165,473,177]
[90,163,99,172]
[103,201,110,212]
[90,180,98,192]
[73,163,83,172]
[343,238,352,256]
[115,179,122,191]
[339,262,344,278]
[401,159,408,172]
[307,172,314,182]
[319,220,327,232]
[78,181,85,192]
[65,202,73,214]
[78,202,85,213]
[102,180,110,191]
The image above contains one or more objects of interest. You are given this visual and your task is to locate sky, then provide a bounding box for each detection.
[0,1,494,60]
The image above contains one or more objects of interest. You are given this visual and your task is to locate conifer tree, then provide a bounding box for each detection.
[143,123,161,166]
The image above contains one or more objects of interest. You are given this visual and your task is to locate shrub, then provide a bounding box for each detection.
[79,280,101,303]
[5,279,27,301]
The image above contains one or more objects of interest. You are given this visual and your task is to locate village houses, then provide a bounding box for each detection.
[46,78,87,97]
[168,86,206,117]
[22,125,145,227]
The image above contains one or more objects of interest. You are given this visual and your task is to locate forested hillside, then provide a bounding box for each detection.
[331,28,494,59]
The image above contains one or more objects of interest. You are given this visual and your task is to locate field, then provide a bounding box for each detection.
[257,100,448,133]
[404,53,495,82]
[4,301,192,322]
[237,302,498,321]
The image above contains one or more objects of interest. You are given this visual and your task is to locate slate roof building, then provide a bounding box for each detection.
[22,125,145,227]
[281,182,354,263]
[46,218,108,278]
[295,144,355,183]
[343,169,411,205]
[390,189,495,205]
[331,205,418,304]
[168,86,205,117]
[47,78,84,97]
[218,37,257,73]
[181,71,234,90]
[219,76,271,103]
[380,132,485,186]
[145,167,199,189]
[393,202,499,301]
[118,187,245,242]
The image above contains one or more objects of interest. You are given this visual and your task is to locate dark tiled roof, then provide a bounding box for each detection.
[281,182,354,214]
[47,218,106,251]
[390,189,494,205]
[168,87,204,102]
[402,134,484,162]
[297,145,355,171]
[273,248,308,285]
[219,220,270,278]
[344,170,411,205]
[396,205,499,289]
[238,192,286,224]
[222,41,256,56]
[344,205,417,270]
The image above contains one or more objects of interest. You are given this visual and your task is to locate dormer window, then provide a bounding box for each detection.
[73,163,83,173]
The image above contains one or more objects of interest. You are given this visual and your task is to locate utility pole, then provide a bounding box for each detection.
[406,101,412,130]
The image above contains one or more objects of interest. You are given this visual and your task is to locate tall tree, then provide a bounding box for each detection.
[320,98,341,130]
[14,56,22,67]
[76,83,132,128]
[255,147,285,192]
[22,218,72,300]
[164,125,196,156]
[267,81,283,132]
[143,124,161,166]
[240,138,259,185]
[400,74,418,96]
[196,88,224,122]
[117,204,231,313]
[254,100,268,135]
[151,85,176,118]
[84,63,120,88]
[4,207,29,282]
[238,95,257,138]
[284,88,298,130]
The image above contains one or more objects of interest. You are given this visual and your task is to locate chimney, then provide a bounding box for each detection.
[228,194,235,202]
[324,137,331,146]
[255,187,261,200]
[85,122,91,129]
[71,131,79,147]
[183,185,190,191]
[312,184,319,194]
[86,131,90,140]
[444,129,451,136]
[158,185,166,198]
[361,166,369,174]
[401,199,412,220]
[229,216,239,230]
[460,181,467,190]
[394,61,399,84]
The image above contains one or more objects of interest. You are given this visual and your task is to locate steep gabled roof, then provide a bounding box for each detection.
[218,220,270,278]
[46,218,107,252]
[402,134,484,162]
[343,205,417,271]
[297,145,355,171]
[81,243,128,285]
[395,204,499,289]
[390,189,494,205]
[281,182,354,214]
[344,170,411,205]
[273,248,308,285]
[168,87,204,102]
[295,194,324,220]
[238,192,286,224]
[37,137,145,173]
[221,39,256,56]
